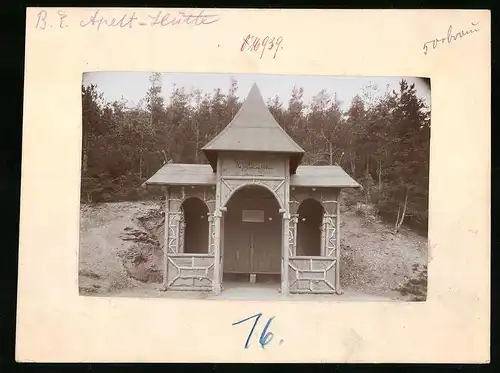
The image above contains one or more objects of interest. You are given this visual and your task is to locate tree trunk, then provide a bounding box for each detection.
[394,189,409,234]
[149,106,154,130]
[82,144,88,175]
[82,129,91,175]
[394,204,401,233]
[364,165,371,205]
[139,153,143,179]
[338,151,344,166]
[400,190,408,225]
[328,141,333,165]
[195,124,199,163]
[139,129,144,180]
[377,159,382,188]
[161,150,168,165]
[165,124,169,163]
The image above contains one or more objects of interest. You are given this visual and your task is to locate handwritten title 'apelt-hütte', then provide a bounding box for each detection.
[34,9,220,31]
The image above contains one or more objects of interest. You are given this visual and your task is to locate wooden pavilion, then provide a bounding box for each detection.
[144,83,360,295]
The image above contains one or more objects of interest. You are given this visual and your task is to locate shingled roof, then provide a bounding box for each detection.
[144,164,360,188]
[202,83,305,173]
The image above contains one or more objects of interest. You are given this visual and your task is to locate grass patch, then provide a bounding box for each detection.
[394,264,428,301]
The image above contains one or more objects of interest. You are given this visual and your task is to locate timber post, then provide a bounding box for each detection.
[213,156,223,294]
[335,195,343,295]
[162,187,170,291]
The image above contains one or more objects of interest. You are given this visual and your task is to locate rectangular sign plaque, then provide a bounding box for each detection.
[242,210,265,223]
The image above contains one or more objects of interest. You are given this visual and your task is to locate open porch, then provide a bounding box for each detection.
[143,83,359,296]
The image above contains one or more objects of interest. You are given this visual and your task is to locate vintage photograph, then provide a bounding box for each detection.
[79,72,430,301]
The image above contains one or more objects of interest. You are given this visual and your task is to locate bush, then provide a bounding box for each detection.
[340,188,364,208]
[81,170,158,203]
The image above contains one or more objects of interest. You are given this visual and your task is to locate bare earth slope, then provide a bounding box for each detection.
[78,201,163,295]
[339,209,427,299]
[79,201,427,300]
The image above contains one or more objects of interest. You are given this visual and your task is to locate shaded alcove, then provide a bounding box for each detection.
[296,198,324,256]
[222,185,282,284]
[181,197,209,254]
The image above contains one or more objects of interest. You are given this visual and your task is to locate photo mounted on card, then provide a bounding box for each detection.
[17,7,490,363]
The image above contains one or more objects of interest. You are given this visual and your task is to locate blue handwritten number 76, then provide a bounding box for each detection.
[232,313,276,349]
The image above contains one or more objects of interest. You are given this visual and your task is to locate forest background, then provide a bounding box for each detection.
[81,74,431,234]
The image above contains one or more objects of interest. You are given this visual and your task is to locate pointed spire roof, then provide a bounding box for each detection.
[202,83,305,173]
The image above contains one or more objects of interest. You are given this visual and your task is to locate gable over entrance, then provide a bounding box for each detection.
[202,83,305,174]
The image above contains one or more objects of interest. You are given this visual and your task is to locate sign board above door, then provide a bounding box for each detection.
[242,210,265,223]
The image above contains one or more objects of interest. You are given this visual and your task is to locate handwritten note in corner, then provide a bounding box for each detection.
[422,21,480,55]
[33,8,220,31]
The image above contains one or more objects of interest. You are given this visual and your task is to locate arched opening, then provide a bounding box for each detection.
[296,198,324,256]
[222,185,282,287]
[181,197,209,254]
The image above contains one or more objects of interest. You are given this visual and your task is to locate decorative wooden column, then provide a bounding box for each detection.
[212,209,222,294]
[207,214,214,252]
[162,187,170,290]
[320,216,326,256]
[282,211,290,295]
[213,156,223,294]
[220,212,225,289]
[323,213,336,257]
[281,159,291,295]
[178,209,185,253]
[335,196,343,295]
[289,214,298,256]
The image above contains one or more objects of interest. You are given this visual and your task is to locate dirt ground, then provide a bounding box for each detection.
[79,200,427,300]
[339,208,427,300]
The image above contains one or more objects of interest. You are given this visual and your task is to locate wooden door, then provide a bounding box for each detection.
[223,218,253,274]
[222,187,282,275]
[250,210,281,274]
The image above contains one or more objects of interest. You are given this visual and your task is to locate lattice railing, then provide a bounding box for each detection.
[288,257,336,294]
[167,255,215,291]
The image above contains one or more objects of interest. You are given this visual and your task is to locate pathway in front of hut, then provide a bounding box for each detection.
[105,282,399,302]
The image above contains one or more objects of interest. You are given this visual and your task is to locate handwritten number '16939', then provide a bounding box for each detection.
[232,313,279,349]
[241,34,283,59]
